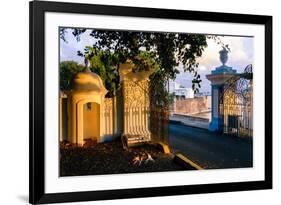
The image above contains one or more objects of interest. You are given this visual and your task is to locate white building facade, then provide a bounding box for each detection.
[168,81,194,99]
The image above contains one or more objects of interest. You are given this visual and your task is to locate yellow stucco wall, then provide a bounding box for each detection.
[61,93,121,145]
[67,92,106,145]
[83,102,100,141]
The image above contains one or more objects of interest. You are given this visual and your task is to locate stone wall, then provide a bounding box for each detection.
[172,96,211,115]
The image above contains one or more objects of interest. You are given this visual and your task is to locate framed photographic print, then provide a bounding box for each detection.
[29,0,272,204]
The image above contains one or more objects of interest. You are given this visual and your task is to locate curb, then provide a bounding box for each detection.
[156,142,171,154]
[173,153,204,170]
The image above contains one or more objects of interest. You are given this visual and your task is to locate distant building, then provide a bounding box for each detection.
[195,91,211,97]
[168,81,194,99]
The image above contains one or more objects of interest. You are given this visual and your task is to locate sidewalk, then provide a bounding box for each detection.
[169,113,210,129]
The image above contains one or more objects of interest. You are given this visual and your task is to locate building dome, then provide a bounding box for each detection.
[73,70,107,94]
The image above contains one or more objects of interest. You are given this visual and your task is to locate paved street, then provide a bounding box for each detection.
[169,122,253,169]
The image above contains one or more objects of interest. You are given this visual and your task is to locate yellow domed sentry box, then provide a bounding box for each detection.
[65,69,108,146]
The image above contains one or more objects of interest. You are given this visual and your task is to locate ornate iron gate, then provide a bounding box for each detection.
[219,65,253,137]
[149,74,170,144]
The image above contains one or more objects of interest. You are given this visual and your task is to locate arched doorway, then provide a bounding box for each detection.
[82,102,100,143]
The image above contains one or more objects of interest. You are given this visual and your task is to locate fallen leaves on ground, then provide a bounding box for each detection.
[60,140,184,176]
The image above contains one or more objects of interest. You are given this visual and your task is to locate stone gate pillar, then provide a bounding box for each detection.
[206,47,236,132]
[119,61,156,146]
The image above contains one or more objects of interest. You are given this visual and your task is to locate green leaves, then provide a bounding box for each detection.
[72,28,87,42]
[60,28,216,124]
[79,47,120,97]
[59,61,84,90]
[77,44,161,97]
[131,51,159,73]
[61,28,228,93]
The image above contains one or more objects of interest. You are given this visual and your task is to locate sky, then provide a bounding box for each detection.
[60,28,254,93]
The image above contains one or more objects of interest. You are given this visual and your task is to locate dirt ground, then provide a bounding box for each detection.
[60,140,185,176]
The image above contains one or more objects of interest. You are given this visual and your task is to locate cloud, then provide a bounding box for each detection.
[196,36,254,73]
[174,36,254,92]
[198,65,207,71]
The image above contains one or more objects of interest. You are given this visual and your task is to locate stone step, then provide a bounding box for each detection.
[127,138,150,143]
[127,136,149,141]
[122,134,151,148]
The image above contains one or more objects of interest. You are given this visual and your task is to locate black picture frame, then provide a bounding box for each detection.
[29,1,272,204]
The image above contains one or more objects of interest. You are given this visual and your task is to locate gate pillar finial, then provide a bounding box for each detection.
[206,47,237,132]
